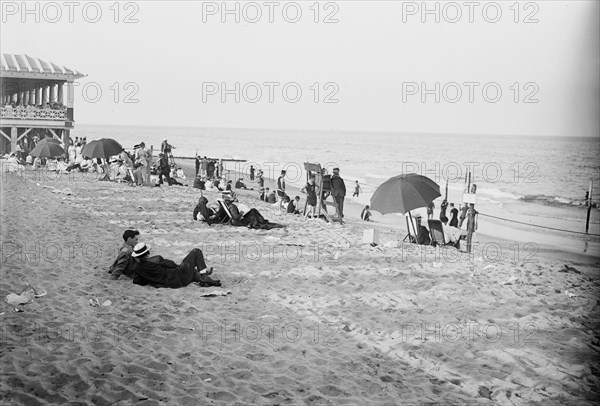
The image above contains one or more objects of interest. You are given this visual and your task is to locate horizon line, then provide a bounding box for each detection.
[74,123,598,139]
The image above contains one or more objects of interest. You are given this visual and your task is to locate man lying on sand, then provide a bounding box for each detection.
[130,243,222,288]
[108,229,139,280]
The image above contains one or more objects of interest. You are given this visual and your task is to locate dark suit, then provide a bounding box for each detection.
[330,174,346,218]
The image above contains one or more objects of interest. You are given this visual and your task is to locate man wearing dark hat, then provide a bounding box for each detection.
[130,243,221,288]
[330,167,346,220]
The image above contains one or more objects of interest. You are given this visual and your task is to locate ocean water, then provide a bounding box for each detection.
[76,124,599,205]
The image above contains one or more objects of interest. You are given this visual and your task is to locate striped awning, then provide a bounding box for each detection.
[0,54,85,80]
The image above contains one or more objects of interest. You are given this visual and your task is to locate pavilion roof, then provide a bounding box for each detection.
[0,53,85,80]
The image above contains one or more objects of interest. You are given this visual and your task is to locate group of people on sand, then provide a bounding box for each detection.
[108,229,222,288]
[430,199,471,229]
[193,192,284,230]
[254,168,349,221]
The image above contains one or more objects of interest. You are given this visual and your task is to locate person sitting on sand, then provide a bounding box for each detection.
[235,178,248,190]
[108,229,140,280]
[261,187,270,201]
[193,176,206,190]
[168,166,186,186]
[226,179,233,191]
[267,190,277,204]
[131,243,221,288]
[287,196,301,215]
[361,205,372,221]
[193,196,216,225]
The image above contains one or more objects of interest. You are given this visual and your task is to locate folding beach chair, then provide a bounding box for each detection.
[215,199,234,224]
[428,219,461,249]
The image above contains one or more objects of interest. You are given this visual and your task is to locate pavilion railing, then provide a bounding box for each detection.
[0,107,67,121]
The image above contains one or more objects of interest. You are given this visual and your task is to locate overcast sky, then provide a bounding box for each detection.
[1,0,598,136]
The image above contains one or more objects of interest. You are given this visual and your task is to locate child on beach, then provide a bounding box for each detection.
[361,205,372,221]
[353,181,361,198]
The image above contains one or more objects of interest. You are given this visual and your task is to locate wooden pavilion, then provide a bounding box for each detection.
[0,53,85,155]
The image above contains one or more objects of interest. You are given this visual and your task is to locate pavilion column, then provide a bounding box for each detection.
[30,89,36,105]
[42,85,48,106]
[58,83,64,105]
[37,87,43,106]
[50,84,57,103]
[24,90,30,106]
[66,81,75,122]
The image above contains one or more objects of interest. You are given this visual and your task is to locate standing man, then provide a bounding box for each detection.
[249,165,255,181]
[427,201,435,220]
[277,170,286,210]
[108,229,140,280]
[330,167,347,220]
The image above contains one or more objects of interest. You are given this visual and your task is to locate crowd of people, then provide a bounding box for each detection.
[3,100,66,110]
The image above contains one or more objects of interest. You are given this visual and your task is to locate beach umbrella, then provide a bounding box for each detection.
[370,173,441,239]
[37,137,62,145]
[81,138,123,160]
[29,142,65,158]
[81,138,123,181]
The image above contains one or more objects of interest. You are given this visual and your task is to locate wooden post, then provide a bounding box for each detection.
[466,183,477,253]
[316,170,323,219]
[10,127,17,153]
[444,180,448,201]
[586,181,593,234]
[467,171,471,195]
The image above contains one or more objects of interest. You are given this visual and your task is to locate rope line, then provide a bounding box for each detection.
[479,212,600,237]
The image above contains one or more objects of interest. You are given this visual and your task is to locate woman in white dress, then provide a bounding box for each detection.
[75,143,83,164]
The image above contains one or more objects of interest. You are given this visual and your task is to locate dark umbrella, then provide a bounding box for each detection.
[37,137,62,145]
[370,173,441,239]
[82,138,124,181]
[81,138,123,160]
[29,142,65,158]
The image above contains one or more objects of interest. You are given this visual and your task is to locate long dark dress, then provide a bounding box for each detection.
[449,208,459,227]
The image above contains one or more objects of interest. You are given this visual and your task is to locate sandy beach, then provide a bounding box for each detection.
[1,164,599,405]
